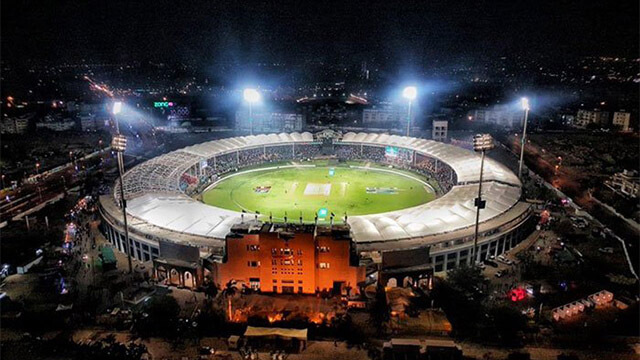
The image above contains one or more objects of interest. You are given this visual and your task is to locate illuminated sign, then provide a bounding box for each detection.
[154,101,174,108]
[385,146,413,162]
[385,146,399,157]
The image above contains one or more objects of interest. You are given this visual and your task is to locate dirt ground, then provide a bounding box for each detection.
[71,330,370,360]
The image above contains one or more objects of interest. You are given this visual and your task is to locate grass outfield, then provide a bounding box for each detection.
[201,162,436,222]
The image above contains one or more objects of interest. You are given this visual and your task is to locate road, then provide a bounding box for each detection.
[495,134,639,275]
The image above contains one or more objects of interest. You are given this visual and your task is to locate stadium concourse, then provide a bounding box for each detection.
[99,131,534,290]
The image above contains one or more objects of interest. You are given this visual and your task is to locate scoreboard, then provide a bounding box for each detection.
[385,146,413,162]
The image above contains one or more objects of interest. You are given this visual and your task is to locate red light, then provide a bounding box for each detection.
[510,288,526,302]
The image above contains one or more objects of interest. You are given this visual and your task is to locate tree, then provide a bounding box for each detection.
[553,219,574,237]
[481,303,527,346]
[516,251,534,274]
[335,314,366,346]
[203,277,218,299]
[135,295,180,339]
[196,305,228,336]
[221,280,237,298]
[431,265,487,338]
[369,282,390,336]
[447,265,485,295]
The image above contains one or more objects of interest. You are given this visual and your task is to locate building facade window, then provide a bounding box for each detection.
[247,245,260,251]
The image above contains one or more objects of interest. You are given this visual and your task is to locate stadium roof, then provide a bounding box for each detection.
[348,181,520,242]
[106,132,525,248]
[340,132,519,185]
[125,193,241,239]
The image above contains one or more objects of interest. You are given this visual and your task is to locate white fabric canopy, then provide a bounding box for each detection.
[111,132,522,245]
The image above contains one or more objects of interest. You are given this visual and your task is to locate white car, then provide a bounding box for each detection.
[497,255,513,265]
[598,247,614,254]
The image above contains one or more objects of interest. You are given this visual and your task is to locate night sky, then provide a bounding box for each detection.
[2,0,639,65]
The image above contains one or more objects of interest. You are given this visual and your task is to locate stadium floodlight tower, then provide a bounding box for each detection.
[471,134,495,265]
[402,86,417,137]
[243,88,261,136]
[111,101,133,275]
[518,97,530,180]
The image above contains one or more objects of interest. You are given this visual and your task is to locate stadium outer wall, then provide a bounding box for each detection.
[98,132,534,286]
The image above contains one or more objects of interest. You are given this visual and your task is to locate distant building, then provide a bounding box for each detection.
[432,120,448,142]
[80,114,98,131]
[1,113,32,134]
[612,111,631,131]
[362,104,407,127]
[300,102,361,126]
[65,101,78,112]
[607,170,639,198]
[554,112,576,127]
[469,105,520,128]
[575,109,610,128]
[236,111,305,133]
[211,222,365,295]
[79,102,104,114]
[36,119,76,132]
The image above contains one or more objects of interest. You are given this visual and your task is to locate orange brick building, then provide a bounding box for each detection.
[212,222,365,295]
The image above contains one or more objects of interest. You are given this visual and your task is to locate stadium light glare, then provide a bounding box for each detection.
[243,88,261,103]
[402,86,417,100]
[112,101,123,115]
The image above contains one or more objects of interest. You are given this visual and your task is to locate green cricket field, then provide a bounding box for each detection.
[201,162,435,222]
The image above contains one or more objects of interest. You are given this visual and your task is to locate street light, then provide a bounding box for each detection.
[111,101,133,275]
[243,88,260,136]
[471,134,495,265]
[518,97,530,180]
[402,86,417,137]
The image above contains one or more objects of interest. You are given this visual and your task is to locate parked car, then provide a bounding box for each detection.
[483,259,499,268]
[497,255,513,265]
[598,247,614,254]
[474,261,486,270]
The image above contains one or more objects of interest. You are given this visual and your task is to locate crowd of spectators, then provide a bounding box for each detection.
[181,142,458,196]
[334,144,386,162]
[179,173,199,192]
[414,154,457,193]
[293,144,322,160]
